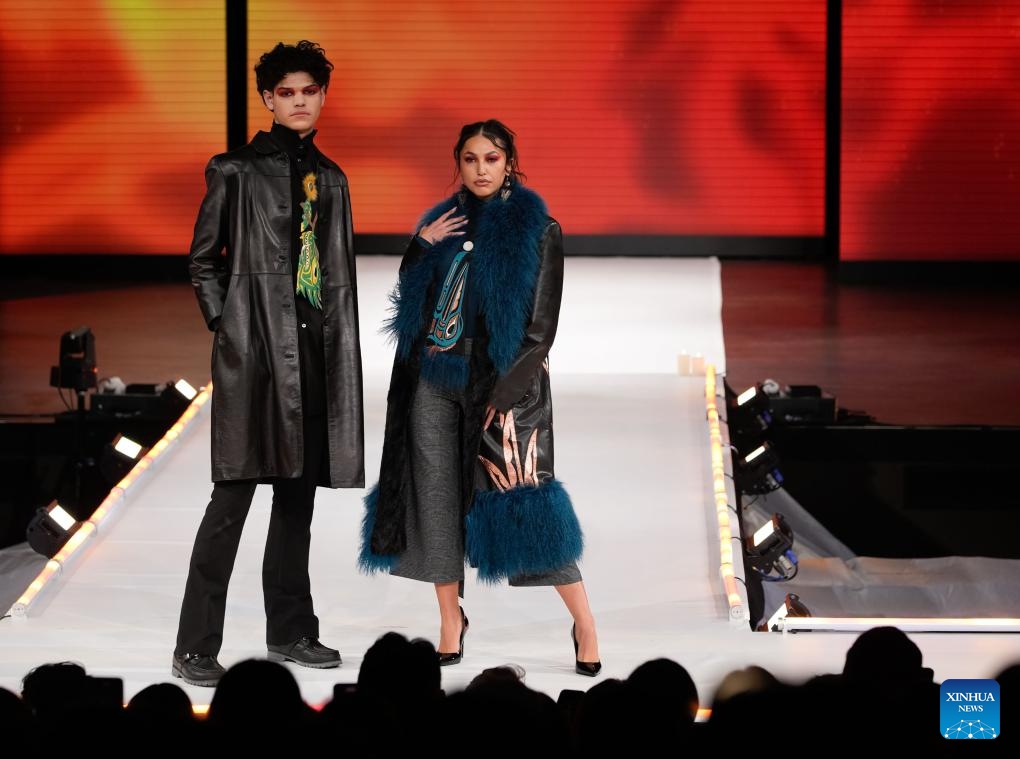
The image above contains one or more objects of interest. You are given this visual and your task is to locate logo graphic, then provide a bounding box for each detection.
[940,679,999,739]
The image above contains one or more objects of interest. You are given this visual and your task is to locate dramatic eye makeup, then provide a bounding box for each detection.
[462,152,503,164]
[273,86,320,98]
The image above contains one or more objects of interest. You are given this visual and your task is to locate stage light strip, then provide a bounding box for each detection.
[704,364,746,625]
[778,617,1020,634]
[8,382,213,619]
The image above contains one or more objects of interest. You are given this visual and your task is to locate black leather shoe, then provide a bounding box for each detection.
[438,606,469,667]
[172,653,225,687]
[571,624,602,677]
[267,636,341,668]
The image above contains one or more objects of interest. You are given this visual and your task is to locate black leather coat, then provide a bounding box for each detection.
[367,198,564,557]
[188,130,365,486]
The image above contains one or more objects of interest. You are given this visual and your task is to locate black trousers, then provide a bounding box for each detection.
[174,412,326,657]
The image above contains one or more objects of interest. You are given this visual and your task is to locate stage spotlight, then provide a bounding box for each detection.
[735,441,784,494]
[758,593,812,632]
[736,383,773,430]
[26,501,82,558]
[49,326,98,393]
[172,379,198,401]
[745,512,798,581]
[726,380,776,453]
[99,434,147,485]
[157,378,198,416]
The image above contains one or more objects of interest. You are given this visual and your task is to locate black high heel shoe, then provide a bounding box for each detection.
[438,606,468,666]
[571,623,602,677]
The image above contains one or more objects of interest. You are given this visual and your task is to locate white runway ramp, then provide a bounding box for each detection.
[2,257,1017,709]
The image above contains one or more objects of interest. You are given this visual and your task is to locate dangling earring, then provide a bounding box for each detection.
[500,174,512,201]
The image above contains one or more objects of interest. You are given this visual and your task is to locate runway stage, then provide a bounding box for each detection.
[1,257,1017,710]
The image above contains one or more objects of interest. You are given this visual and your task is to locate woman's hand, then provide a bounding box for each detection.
[418,206,467,245]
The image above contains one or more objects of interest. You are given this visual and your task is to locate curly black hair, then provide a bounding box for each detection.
[255,40,334,94]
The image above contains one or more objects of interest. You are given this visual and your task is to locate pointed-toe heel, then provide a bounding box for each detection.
[438,606,469,667]
[575,660,602,677]
[571,623,602,677]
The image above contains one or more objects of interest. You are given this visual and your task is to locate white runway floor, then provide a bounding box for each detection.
[2,257,1018,709]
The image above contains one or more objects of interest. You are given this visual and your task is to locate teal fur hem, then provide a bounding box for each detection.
[358,485,399,574]
[419,348,470,391]
[465,479,583,584]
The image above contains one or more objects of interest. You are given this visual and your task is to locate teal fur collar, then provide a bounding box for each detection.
[384,185,548,374]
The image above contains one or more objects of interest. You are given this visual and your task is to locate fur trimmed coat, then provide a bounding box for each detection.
[359,184,583,582]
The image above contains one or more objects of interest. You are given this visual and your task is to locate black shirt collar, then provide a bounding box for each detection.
[271,122,317,160]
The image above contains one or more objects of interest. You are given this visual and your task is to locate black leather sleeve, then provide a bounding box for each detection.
[489,219,564,412]
[188,158,230,331]
[400,235,431,273]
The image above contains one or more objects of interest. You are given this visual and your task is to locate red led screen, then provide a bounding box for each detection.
[248,1,827,237]
[0,1,827,255]
[0,1,226,256]
[840,0,1020,262]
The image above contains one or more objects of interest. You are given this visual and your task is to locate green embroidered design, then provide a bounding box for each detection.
[296,172,321,309]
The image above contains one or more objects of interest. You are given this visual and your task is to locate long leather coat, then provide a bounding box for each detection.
[361,185,583,581]
[188,130,365,487]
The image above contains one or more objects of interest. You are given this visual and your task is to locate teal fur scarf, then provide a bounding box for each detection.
[382,184,548,374]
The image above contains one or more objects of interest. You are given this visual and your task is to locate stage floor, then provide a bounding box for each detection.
[1,257,1017,710]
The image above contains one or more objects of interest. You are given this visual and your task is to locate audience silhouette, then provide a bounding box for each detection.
[1,685,35,749]
[318,631,443,750]
[446,662,572,757]
[124,681,198,736]
[204,658,316,749]
[2,625,1013,754]
[20,661,125,745]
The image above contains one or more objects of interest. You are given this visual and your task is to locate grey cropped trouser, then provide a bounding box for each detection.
[391,379,581,588]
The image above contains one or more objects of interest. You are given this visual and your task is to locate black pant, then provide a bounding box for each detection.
[174,413,326,656]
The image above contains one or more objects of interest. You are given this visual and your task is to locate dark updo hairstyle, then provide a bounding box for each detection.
[255,40,334,94]
[452,119,528,187]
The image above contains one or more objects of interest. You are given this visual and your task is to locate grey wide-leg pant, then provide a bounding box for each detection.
[392,379,581,588]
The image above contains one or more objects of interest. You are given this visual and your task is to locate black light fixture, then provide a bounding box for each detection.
[745,512,797,581]
[26,501,83,558]
[726,380,775,453]
[99,433,147,485]
[49,326,97,395]
[736,382,774,430]
[735,441,784,495]
[758,593,812,631]
[159,378,198,416]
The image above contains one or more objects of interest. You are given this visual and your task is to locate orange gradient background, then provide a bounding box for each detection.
[2,2,1015,261]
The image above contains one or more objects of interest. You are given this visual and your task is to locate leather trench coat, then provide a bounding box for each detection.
[188,130,365,487]
[364,185,568,561]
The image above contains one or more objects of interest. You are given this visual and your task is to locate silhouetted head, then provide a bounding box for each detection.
[357,631,442,706]
[126,682,195,726]
[20,661,89,718]
[207,658,311,731]
[627,657,700,722]
[842,626,934,685]
[711,665,782,709]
